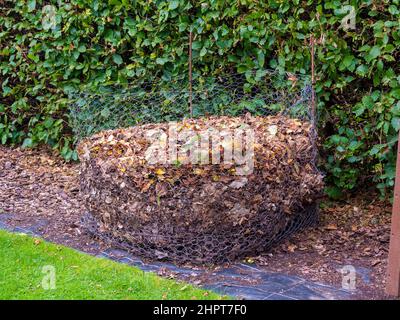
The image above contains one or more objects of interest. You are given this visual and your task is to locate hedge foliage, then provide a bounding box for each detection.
[0,0,399,197]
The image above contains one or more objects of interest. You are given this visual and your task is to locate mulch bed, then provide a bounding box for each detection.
[0,145,394,299]
[256,196,392,300]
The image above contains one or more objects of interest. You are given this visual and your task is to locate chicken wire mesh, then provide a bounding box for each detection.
[70,69,316,141]
[80,204,319,264]
[70,69,323,265]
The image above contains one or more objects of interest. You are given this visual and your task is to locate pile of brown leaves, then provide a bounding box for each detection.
[77,115,324,263]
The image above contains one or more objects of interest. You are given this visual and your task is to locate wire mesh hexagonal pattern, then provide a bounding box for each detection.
[70,69,323,265]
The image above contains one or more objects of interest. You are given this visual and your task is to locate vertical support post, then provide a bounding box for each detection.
[309,35,318,165]
[310,35,316,129]
[188,30,193,118]
[386,130,400,297]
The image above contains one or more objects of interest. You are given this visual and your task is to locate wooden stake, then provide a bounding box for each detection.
[188,31,193,118]
[386,130,400,297]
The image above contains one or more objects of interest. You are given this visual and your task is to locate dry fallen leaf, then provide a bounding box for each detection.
[155,168,165,176]
[325,224,338,231]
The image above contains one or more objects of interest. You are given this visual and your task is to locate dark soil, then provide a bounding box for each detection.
[0,145,395,300]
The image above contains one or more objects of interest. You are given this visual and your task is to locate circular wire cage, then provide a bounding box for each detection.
[70,69,316,141]
[70,69,322,265]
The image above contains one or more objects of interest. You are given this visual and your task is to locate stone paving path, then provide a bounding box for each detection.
[0,215,354,300]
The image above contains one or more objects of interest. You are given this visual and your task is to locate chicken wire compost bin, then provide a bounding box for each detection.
[71,70,324,264]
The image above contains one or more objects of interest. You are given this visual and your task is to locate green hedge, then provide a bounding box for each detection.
[1,0,399,197]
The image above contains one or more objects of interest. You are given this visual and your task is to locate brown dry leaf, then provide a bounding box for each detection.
[155,182,168,197]
[141,179,154,192]
[325,224,338,231]
[313,244,326,253]
[371,259,381,267]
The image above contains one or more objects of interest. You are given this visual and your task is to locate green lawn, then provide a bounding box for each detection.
[0,230,223,300]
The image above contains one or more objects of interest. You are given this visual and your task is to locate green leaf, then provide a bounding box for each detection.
[256,51,265,67]
[391,117,400,131]
[362,95,374,109]
[370,144,384,156]
[325,186,343,200]
[112,54,123,65]
[353,104,366,117]
[367,46,381,61]
[391,88,400,100]
[356,64,368,76]
[199,47,207,57]
[340,55,354,70]
[27,0,36,12]
[168,0,179,10]
[44,117,54,129]
[156,57,168,65]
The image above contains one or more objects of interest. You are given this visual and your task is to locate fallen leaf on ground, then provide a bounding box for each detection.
[325,224,338,230]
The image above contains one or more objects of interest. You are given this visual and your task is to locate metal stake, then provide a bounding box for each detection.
[310,35,316,129]
[188,31,193,118]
